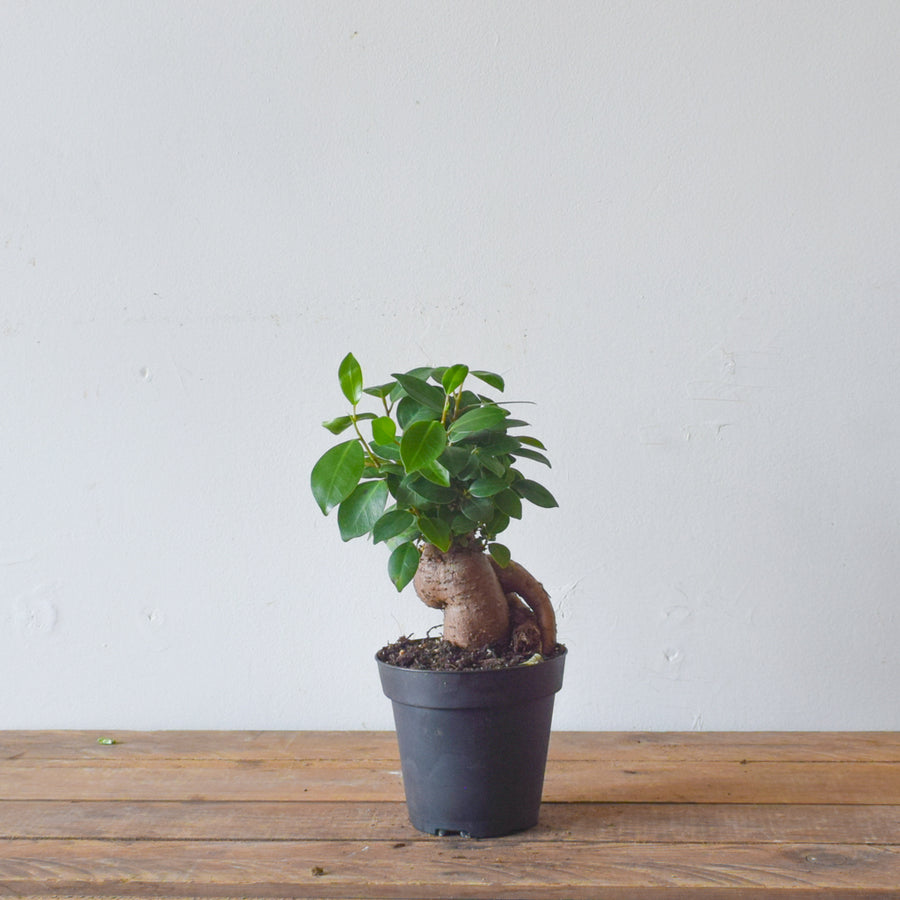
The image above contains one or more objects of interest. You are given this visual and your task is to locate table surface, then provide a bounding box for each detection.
[1,730,898,898]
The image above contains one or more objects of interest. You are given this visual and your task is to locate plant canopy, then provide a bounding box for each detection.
[311,354,558,592]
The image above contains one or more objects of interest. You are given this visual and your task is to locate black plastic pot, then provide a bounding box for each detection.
[377,648,566,838]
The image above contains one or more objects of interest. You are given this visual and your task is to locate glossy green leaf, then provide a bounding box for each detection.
[394,476,434,509]
[479,435,521,457]
[441,364,469,395]
[400,420,448,473]
[310,440,365,514]
[388,541,420,591]
[370,441,401,461]
[321,415,355,435]
[371,416,396,445]
[396,396,440,429]
[469,473,509,497]
[488,542,511,567]
[448,405,508,441]
[438,445,470,475]
[322,413,375,435]
[362,381,396,399]
[418,457,451,487]
[405,474,456,504]
[337,480,389,540]
[372,509,415,544]
[392,373,445,412]
[485,509,510,537]
[451,513,476,535]
[456,390,483,411]
[494,488,523,519]
[518,435,547,450]
[460,494,494,522]
[471,370,505,392]
[512,447,552,467]
[476,452,508,477]
[513,478,559,508]
[417,515,452,552]
[339,353,363,405]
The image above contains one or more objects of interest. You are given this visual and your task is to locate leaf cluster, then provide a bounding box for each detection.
[311,353,557,591]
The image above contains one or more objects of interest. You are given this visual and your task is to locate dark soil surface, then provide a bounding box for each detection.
[377,635,566,671]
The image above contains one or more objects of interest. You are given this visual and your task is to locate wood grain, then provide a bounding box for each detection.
[3,730,899,761]
[1,801,898,844]
[0,731,897,899]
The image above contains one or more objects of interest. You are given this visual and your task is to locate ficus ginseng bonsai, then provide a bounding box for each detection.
[311,353,559,656]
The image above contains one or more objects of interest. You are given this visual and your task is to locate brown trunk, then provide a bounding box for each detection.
[413,544,510,650]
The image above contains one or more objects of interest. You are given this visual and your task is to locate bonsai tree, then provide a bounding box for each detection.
[311,353,559,656]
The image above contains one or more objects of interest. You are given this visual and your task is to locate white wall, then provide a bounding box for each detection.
[2,1,898,731]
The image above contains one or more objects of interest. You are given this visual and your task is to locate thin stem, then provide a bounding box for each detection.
[351,407,380,466]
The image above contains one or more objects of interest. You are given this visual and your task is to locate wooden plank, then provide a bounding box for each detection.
[0,838,898,897]
[1,800,898,844]
[3,731,899,762]
[550,731,900,763]
[1,759,898,804]
[0,731,402,762]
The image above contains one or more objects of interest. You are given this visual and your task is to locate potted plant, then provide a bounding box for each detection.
[311,353,566,837]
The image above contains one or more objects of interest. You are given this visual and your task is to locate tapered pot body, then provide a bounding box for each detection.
[377,649,566,838]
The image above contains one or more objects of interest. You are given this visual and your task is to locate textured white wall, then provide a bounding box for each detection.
[2,1,898,730]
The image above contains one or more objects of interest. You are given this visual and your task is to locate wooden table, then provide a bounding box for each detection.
[1,731,898,898]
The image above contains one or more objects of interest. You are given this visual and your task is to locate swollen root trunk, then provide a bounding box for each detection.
[413,544,510,650]
[489,559,557,655]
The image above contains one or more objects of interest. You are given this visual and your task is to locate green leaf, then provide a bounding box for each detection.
[494,488,523,519]
[392,373,445,413]
[448,405,508,441]
[370,441,401,461]
[479,435,521,456]
[418,457,451,487]
[371,416,396,445]
[339,353,363,405]
[514,479,559,508]
[451,513,476,535]
[460,494,494,522]
[488,542,511,567]
[441,364,469,395]
[372,509,415,544]
[485,509,510,537]
[417,515,452,552]
[456,390,483,412]
[393,477,433,509]
[322,412,376,436]
[396,396,440,429]
[337,480,389,540]
[469,473,509,497]
[476,452,508,477]
[388,541,420,591]
[512,447,552,467]
[400,420,448,473]
[311,440,365,514]
[438,445,470,475]
[362,381,396,400]
[471,370,505,392]
[321,415,354,435]
[518,435,547,450]
[405,474,456,504]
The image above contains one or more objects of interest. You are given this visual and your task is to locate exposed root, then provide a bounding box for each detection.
[507,593,542,655]
[490,559,557,655]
